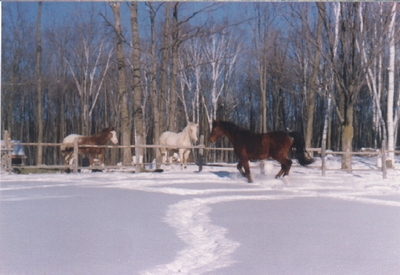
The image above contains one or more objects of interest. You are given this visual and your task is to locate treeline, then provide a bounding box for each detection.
[1,2,399,168]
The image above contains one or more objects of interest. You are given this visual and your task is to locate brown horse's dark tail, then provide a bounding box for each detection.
[289,132,314,166]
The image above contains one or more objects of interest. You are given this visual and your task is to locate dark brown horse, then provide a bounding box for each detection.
[61,127,118,167]
[209,120,313,183]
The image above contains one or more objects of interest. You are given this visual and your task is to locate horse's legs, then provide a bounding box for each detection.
[238,159,253,183]
[178,149,185,170]
[236,163,246,177]
[275,158,292,178]
[89,154,95,167]
[62,151,72,165]
[160,148,166,169]
[275,166,284,178]
[61,151,73,173]
[168,151,175,170]
[98,150,105,167]
[183,150,190,169]
[283,159,292,176]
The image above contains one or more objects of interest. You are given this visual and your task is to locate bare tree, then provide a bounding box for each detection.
[177,37,204,124]
[130,2,145,169]
[45,20,72,142]
[159,2,170,134]
[361,3,387,149]
[319,2,341,174]
[202,29,240,131]
[250,3,275,132]
[165,3,218,131]
[1,3,35,140]
[358,2,398,165]
[36,1,43,165]
[147,2,162,166]
[65,6,113,136]
[320,3,368,169]
[109,2,131,165]
[167,3,179,132]
[304,3,323,148]
[181,37,203,124]
[386,2,397,168]
[285,3,323,146]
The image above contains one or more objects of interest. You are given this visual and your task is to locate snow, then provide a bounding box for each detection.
[1,156,400,275]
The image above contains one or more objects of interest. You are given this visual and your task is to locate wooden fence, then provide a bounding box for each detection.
[1,132,398,179]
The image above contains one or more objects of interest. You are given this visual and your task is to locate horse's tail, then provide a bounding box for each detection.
[289,132,314,166]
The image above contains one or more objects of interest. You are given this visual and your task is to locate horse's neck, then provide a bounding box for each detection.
[89,132,108,145]
[222,130,236,145]
[99,134,109,145]
[178,130,191,145]
[221,123,240,144]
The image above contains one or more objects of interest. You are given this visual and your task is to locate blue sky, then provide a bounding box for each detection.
[2,2,229,41]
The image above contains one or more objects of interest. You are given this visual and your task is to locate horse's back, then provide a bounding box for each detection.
[266,131,292,144]
[62,134,82,144]
[159,131,184,146]
[238,131,268,159]
[263,131,293,156]
[238,131,292,160]
[159,131,173,145]
[61,134,83,151]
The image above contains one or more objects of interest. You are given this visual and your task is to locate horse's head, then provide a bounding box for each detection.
[209,119,224,143]
[188,122,199,143]
[108,127,118,144]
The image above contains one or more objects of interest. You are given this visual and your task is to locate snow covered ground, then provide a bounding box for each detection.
[1,156,400,275]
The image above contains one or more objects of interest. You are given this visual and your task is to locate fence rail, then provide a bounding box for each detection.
[1,132,399,179]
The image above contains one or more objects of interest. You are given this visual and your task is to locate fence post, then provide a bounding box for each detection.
[382,139,387,179]
[73,137,78,174]
[321,139,327,177]
[198,135,204,172]
[3,130,12,175]
[135,153,141,174]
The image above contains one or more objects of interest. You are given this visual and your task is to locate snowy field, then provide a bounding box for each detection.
[1,156,400,275]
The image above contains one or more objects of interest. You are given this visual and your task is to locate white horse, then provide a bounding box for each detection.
[159,122,199,169]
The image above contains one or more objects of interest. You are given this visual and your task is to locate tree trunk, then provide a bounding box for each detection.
[130,2,145,169]
[8,60,17,137]
[168,3,179,132]
[149,3,161,167]
[159,2,170,134]
[110,2,132,165]
[341,103,353,170]
[36,2,43,165]
[305,3,323,148]
[386,2,397,168]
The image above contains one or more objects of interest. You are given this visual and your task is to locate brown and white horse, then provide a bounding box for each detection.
[61,127,118,167]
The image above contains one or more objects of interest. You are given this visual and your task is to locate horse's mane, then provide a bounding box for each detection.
[218,120,246,133]
[183,122,195,130]
[93,127,114,137]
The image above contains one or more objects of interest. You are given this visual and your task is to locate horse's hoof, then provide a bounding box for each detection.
[153,169,164,173]
[282,176,290,184]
